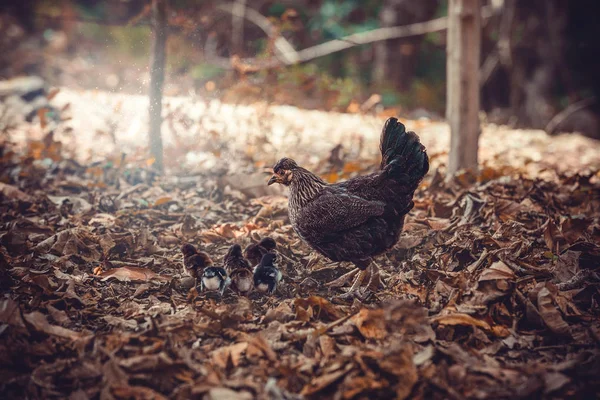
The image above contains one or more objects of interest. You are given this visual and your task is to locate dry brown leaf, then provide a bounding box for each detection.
[431,313,492,331]
[153,196,173,207]
[537,286,571,337]
[478,261,516,281]
[205,387,253,400]
[0,182,33,202]
[98,266,169,282]
[23,311,88,340]
[247,334,277,362]
[112,385,168,400]
[378,345,418,400]
[211,342,248,369]
[341,374,386,399]
[301,365,351,396]
[352,308,387,340]
[544,220,567,254]
[560,216,592,244]
[294,296,345,322]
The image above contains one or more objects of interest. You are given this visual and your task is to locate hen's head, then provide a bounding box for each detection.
[268,158,298,186]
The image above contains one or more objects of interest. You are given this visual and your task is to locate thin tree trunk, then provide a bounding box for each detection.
[373,0,439,91]
[149,0,167,173]
[446,0,481,177]
[231,0,247,55]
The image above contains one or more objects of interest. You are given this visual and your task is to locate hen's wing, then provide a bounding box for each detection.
[296,189,385,241]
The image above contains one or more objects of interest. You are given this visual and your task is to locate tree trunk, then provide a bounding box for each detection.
[446,0,481,177]
[149,0,167,173]
[373,0,439,91]
[231,0,247,55]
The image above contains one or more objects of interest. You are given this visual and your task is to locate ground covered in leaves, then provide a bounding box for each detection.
[1,97,600,399]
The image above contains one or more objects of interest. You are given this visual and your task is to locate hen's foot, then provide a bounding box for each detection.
[326,268,359,288]
[336,287,373,302]
[333,269,368,301]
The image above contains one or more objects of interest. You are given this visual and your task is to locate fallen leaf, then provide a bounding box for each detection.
[537,286,571,337]
[0,182,33,201]
[24,311,88,340]
[352,308,386,339]
[301,365,351,396]
[478,261,516,281]
[153,196,173,207]
[294,296,345,322]
[431,313,491,331]
[98,266,169,282]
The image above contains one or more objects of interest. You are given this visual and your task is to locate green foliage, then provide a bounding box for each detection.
[190,64,224,82]
[78,24,150,59]
[309,0,380,40]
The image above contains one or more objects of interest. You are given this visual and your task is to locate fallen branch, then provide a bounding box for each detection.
[545,97,597,134]
[216,2,299,65]
[207,5,494,70]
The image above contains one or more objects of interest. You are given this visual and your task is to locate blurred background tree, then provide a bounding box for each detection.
[0,0,599,138]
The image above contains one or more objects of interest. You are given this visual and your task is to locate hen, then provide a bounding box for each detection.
[267,117,428,298]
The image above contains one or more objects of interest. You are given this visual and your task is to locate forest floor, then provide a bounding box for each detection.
[1,89,600,399]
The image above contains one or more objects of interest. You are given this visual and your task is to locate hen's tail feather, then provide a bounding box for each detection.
[379,117,429,187]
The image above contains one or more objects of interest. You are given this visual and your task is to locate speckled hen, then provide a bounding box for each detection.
[267,117,429,298]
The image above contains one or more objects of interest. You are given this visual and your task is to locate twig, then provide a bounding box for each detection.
[545,97,597,134]
[290,312,356,342]
[216,2,299,65]
[466,248,489,274]
[479,53,499,85]
[206,5,494,70]
[556,269,600,291]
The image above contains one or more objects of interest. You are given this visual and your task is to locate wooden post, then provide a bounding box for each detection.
[149,0,167,173]
[446,0,481,177]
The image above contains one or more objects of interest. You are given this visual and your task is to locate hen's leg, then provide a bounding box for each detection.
[366,261,383,291]
[337,269,368,300]
[326,267,359,288]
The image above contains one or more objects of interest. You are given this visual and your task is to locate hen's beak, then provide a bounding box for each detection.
[267,175,279,186]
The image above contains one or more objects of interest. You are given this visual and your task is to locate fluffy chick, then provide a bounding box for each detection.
[229,268,254,294]
[201,266,230,295]
[224,244,251,271]
[224,244,253,294]
[253,253,282,294]
[181,243,213,280]
[244,237,277,267]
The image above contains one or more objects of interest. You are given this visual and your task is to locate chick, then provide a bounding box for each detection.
[253,253,282,294]
[244,237,277,267]
[224,244,253,294]
[201,266,230,295]
[181,243,213,280]
[224,244,251,271]
[229,268,254,294]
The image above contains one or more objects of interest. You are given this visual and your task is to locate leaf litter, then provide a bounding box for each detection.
[1,99,600,399]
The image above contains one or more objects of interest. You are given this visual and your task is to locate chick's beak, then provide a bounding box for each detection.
[267,175,279,186]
